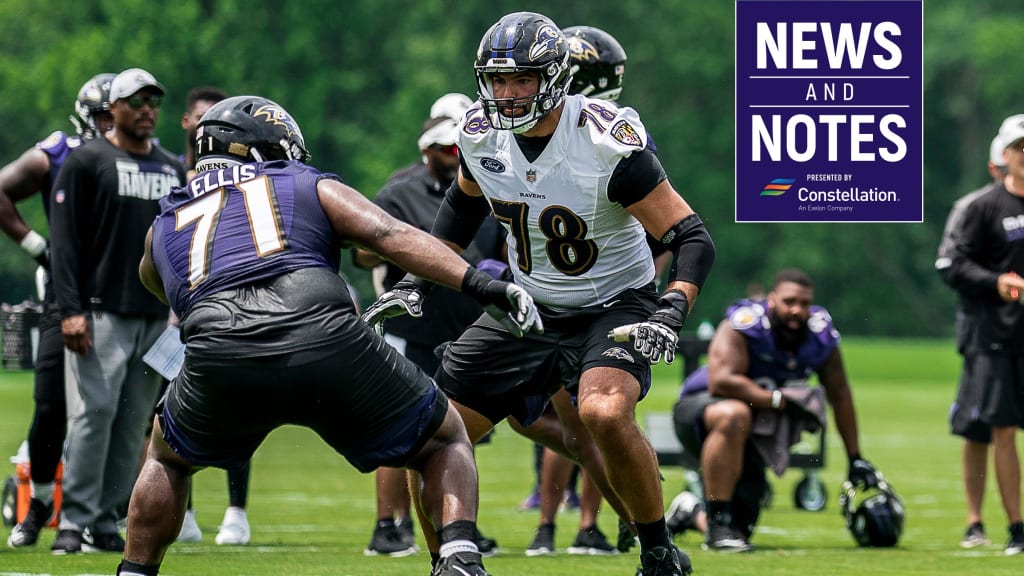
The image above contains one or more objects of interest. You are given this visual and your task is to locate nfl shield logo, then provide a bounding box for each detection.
[526,169,537,183]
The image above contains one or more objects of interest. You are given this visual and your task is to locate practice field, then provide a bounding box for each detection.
[0,337,1019,575]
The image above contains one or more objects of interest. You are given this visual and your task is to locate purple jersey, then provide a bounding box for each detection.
[35,131,81,218]
[681,299,840,396]
[151,160,341,319]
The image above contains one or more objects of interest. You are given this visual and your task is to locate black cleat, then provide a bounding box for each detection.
[702,521,753,553]
[637,545,687,576]
[82,529,125,553]
[50,529,82,555]
[474,527,498,557]
[431,550,490,576]
[364,519,418,557]
[525,522,555,556]
[567,524,618,555]
[7,498,52,548]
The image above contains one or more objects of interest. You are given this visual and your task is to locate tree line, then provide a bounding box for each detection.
[0,0,1019,337]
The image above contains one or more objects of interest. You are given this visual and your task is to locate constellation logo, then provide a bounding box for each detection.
[735,0,922,222]
[760,178,795,196]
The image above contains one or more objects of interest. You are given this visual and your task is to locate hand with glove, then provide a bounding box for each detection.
[847,455,879,488]
[360,277,426,335]
[20,230,49,268]
[607,289,689,364]
[461,266,543,337]
[361,267,543,339]
[780,395,821,431]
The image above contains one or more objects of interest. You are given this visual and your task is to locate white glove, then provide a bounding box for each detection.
[607,290,688,364]
[484,282,544,338]
[359,280,423,336]
[608,322,679,364]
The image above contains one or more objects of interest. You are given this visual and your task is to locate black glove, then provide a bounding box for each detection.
[461,267,543,337]
[608,289,689,364]
[781,396,821,431]
[848,455,879,488]
[360,279,425,335]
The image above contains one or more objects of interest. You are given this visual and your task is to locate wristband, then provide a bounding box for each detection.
[771,389,782,410]
[19,230,47,257]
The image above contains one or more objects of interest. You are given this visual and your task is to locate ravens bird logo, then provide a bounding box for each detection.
[568,37,600,63]
[529,24,563,61]
[253,105,300,139]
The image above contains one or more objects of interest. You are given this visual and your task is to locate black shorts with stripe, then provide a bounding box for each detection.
[436,283,659,427]
[950,352,1024,443]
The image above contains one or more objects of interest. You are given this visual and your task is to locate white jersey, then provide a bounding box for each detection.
[459,94,656,310]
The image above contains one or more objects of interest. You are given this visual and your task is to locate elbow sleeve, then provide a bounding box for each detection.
[662,214,715,290]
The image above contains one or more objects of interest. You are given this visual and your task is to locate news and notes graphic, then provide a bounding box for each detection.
[735,0,923,222]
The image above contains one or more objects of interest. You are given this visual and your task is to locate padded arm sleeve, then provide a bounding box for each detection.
[662,213,716,290]
[431,179,492,250]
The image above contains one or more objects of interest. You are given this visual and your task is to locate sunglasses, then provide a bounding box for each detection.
[126,95,162,109]
[428,144,458,156]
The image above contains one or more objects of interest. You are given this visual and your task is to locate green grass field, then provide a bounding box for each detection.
[0,337,1020,575]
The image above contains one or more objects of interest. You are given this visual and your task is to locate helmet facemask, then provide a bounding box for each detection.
[476,62,569,134]
[474,12,572,134]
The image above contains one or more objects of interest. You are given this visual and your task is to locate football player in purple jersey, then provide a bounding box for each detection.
[0,73,114,549]
[169,84,256,548]
[119,95,541,576]
[673,269,878,552]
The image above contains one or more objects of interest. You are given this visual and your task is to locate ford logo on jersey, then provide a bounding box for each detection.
[479,157,506,173]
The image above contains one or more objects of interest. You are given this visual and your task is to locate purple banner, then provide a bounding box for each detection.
[735,0,923,222]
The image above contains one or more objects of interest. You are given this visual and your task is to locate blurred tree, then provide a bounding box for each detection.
[0,0,1018,337]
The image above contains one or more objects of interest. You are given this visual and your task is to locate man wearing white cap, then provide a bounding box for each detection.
[49,67,185,554]
[353,93,504,560]
[938,115,1024,555]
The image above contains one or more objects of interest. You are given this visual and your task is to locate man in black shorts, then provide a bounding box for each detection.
[363,12,714,576]
[117,95,542,576]
[935,132,1008,549]
[941,114,1024,555]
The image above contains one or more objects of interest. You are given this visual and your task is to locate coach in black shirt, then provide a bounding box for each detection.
[944,114,1024,555]
[49,68,185,554]
[354,94,503,370]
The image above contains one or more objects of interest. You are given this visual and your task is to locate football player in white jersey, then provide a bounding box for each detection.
[519,23,664,559]
[363,12,714,576]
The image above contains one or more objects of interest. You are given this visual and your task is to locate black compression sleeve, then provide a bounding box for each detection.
[431,179,491,250]
[662,213,715,290]
[608,146,667,207]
